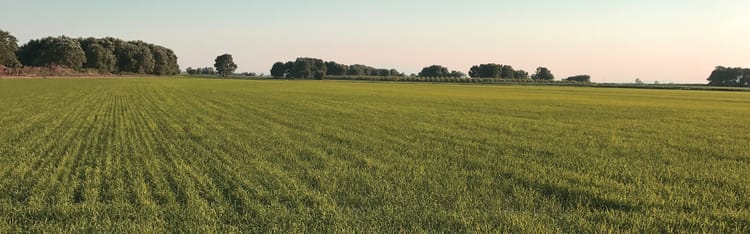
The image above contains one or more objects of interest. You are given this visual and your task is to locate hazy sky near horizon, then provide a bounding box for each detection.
[1,0,748,82]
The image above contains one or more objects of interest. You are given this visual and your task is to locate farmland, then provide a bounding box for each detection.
[0,78,748,232]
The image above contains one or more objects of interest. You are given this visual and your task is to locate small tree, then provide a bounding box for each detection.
[214,54,237,77]
[531,67,554,80]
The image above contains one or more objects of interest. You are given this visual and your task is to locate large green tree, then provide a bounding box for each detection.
[0,29,20,67]
[214,54,238,77]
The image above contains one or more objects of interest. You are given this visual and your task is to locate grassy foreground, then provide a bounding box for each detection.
[0,78,748,232]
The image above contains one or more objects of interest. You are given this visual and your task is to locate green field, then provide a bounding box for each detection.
[0,78,748,232]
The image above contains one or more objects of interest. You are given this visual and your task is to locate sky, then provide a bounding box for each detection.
[1,0,748,83]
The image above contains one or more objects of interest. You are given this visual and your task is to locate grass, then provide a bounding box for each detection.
[0,77,748,232]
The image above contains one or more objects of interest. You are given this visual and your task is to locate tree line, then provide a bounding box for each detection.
[185,67,216,75]
[414,64,589,82]
[0,29,179,75]
[270,58,404,79]
[708,66,750,87]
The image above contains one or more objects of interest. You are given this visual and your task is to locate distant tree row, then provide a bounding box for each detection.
[708,66,750,87]
[468,64,528,79]
[185,67,216,75]
[418,65,465,78]
[270,58,404,79]
[563,75,591,82]
[466,63,559,81]
[0,29,179,75]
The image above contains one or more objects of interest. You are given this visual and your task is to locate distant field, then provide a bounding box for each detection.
[0,78,748,232]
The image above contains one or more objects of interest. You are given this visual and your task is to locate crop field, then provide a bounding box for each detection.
[0,78,748,232]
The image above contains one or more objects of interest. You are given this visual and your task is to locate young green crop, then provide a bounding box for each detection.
[0,78,748,232]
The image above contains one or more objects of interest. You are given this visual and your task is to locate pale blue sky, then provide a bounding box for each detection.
[1,0,748,82]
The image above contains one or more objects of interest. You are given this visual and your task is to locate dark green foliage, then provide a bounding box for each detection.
[469,64,499,78]
[214,54,238,77]
[390,69,402,77]
[78,38,116,73]
[0,29,20,67]
[15,35,176,75]
[532,67,554,80]
[271,59,402,79]
[149,45,179,75]
[565,75,591,82]
[186,67,216,75]
[514,70,529,79]
[325,61,348,76]
[419,65,451,77]
[102,37,172,75]
[469,63,519,79]
[347,64,369,76]
[450,70,466,78]
[708,66,750,87]
[501,65,516,79]
[270,62,287,78]
[293,57,326,79]
[115,41,155,74]
[17,36,86,69]
[83,43,116,73]
[284,61,295,78]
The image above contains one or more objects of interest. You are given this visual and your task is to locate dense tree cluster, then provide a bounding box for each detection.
[707,66,750,87]
[16,36,86,69]
[466,63,559,81]
[418,65,464,78]
[270,58,403,79]
[0,29,21,68]
[469,64,527,79]
[345,64,402,77]
[185,67,217,75]
[6,29,179,75]
[564,75,591,82]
